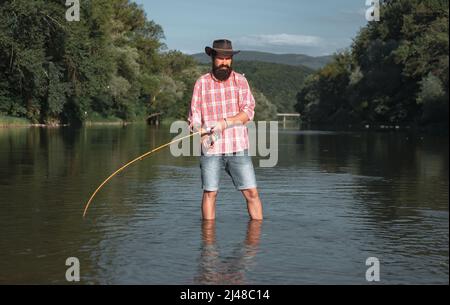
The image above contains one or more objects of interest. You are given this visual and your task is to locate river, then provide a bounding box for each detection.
[0,124,447,284]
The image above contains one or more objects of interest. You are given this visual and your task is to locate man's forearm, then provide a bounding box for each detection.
[226,111,249,126]
[197,111,250,135]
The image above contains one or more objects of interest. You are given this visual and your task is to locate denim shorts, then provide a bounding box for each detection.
[200,149,257,191]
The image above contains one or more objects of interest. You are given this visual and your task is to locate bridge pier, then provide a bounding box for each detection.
[277,113,300,128]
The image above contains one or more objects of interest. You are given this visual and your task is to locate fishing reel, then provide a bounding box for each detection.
[203,127,220,149]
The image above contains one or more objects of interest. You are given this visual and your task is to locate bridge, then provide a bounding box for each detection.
[277,113,301,128]
[147,112,163,125]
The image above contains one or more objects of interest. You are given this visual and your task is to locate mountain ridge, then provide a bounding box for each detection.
[190,50,332,70]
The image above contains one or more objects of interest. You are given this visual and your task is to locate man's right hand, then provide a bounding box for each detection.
[199,127,211,137]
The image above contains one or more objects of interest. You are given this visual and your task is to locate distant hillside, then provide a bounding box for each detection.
[191,50,332,70]
[233,61,313,113]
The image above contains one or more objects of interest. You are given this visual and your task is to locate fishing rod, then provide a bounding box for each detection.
[83,130,205,218]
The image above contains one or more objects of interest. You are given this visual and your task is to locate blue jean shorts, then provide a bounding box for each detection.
[200,149,257,191]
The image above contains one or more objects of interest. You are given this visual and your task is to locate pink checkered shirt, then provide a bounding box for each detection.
[188,70,255,154]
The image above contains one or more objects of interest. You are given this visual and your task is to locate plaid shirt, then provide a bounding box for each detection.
[188,70,255,154]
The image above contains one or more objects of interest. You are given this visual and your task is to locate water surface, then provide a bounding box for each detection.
[0,125,447,284]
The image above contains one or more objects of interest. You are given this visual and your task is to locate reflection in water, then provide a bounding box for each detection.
[195,220,262,284]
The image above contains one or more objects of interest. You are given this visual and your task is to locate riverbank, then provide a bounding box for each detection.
[2,115,448,135]
[0,115,32,127]
[0,115,142,128]
[300,122,449,135]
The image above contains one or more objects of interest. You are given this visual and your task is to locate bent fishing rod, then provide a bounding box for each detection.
[83,130,208,218]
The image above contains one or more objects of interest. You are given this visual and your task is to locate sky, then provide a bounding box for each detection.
[133,0,369,56]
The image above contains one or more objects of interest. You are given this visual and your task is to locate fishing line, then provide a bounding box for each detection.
[83,131,202,218]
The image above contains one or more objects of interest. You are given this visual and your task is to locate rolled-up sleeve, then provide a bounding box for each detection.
[188,80,202,131]
[239,78,255,121]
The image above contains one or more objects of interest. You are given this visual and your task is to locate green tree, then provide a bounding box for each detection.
[417,73,448,124]
[296,0,449,128]
[0,0,190,125]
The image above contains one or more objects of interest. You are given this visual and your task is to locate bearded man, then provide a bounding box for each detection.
[188,39,263,220]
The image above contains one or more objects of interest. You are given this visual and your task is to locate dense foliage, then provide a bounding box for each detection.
[0,0,296,125]
[0,0,201,124]
[295,0,449,128]
[233,61,312,114]
[3,0,444,127]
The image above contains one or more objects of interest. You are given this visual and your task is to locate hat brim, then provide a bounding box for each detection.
[205,46,240,57]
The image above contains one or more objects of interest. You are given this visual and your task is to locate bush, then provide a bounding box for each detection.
[417,73,448,124]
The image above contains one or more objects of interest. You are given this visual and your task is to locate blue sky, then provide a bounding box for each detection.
[133,0,369,56]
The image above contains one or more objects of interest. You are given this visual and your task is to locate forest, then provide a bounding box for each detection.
[0,0,300,125]
[1,0,448,129]
[295,0,449,128]
[0,0,203,125]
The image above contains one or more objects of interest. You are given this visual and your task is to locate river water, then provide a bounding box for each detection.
[0,124,448,284]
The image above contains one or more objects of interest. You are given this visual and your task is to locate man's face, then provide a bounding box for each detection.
[212,54,233,81]
[214,55,232,69]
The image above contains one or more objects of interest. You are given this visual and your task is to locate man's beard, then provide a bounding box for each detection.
[212,63,232,81]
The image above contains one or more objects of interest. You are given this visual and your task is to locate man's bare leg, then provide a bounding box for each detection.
[241,188,263,220]
[202,191,218,220]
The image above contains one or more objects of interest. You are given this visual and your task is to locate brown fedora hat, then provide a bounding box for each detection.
[205,39,240,57]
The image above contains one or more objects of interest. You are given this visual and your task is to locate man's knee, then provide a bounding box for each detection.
[203,190,218,200]
[242,188,259,201]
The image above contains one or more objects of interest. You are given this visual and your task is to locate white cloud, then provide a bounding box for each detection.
[235,34,323,48]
